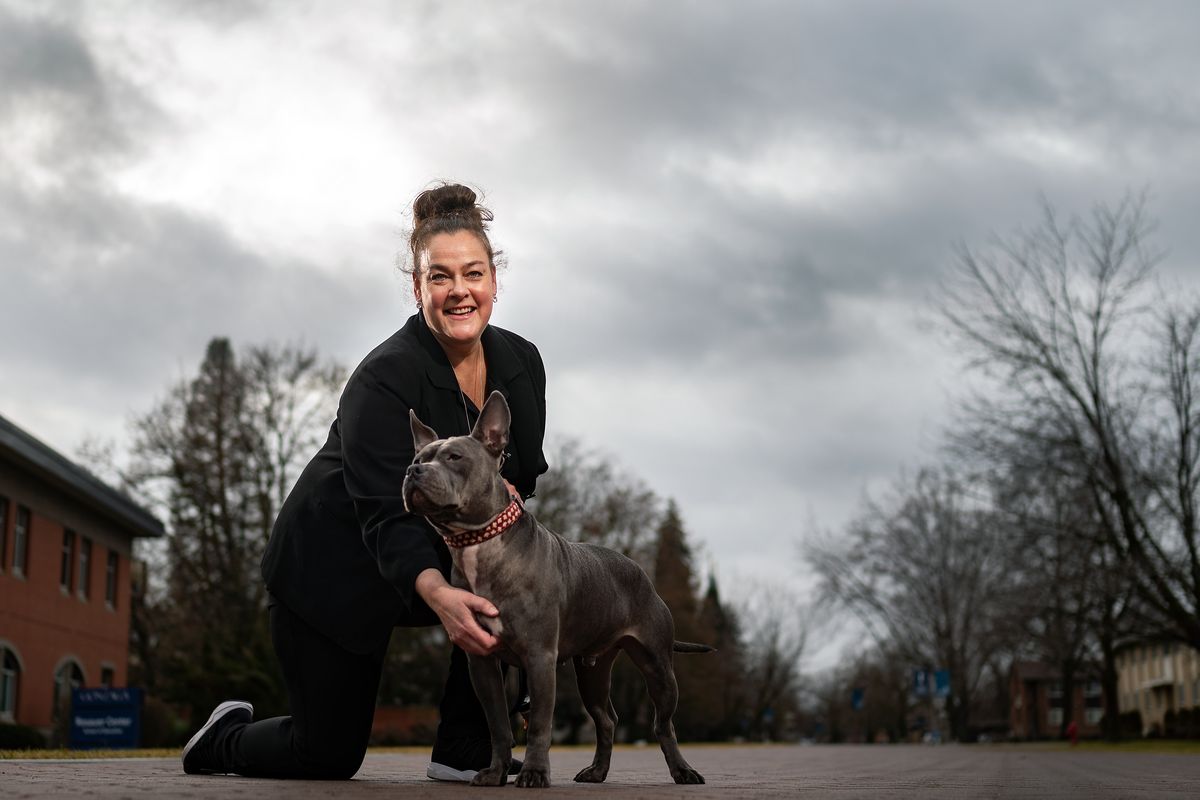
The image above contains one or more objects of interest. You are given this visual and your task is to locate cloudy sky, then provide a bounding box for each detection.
[3,1,1199,664]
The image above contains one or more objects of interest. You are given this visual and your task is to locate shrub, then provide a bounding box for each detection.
[0,722,47,750]
[140,695,189,748]
[1164,709,1180,739]
[1111,710,1143,740]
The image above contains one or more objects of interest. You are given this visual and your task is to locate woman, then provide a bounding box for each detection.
[180,183,548,782]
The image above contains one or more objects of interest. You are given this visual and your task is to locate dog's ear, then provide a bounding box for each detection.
[410,409,440,452]
[471,390,511,458]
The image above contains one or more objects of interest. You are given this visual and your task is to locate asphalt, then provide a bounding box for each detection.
[3,743,1200,799]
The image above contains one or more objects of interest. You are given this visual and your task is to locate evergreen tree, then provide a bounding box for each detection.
[698,574,746,740]
[650,500,708,740]
[127,338,344,722]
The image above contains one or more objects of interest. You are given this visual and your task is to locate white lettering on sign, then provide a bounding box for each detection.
[74,715,133,735]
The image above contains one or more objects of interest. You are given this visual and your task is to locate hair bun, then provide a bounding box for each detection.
[413,183,492,225]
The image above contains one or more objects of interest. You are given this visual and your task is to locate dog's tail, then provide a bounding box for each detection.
[673,641,717,654]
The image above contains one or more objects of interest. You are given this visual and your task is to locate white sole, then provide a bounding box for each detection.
[181,700,254,765]
[426,762,478,782]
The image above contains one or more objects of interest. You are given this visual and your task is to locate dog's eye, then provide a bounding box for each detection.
[445,453,462,461]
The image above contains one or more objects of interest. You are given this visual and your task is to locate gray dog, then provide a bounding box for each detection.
[402,391,711,788]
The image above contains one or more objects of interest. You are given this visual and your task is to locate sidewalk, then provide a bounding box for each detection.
[4,743,1200,799]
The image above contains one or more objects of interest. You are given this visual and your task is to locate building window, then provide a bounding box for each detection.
[60,528,76,592]
[1,646,19,721]
[1048,681,1064,700]
[99,665,115,687]
[0,494,9,571]
[1085,707,1103,725]
[78,538,92,599]
[13,506,30,576]
[1048,708,1063,727]
[105,550,119,608]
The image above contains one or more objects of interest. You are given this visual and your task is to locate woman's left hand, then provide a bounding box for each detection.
[415,568,500,656]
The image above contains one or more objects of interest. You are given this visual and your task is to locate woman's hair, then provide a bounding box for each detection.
[402,182,501,276]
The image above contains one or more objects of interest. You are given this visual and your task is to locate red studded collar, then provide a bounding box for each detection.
[443,496,525,549]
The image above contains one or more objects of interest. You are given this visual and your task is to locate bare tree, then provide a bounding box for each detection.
[950,413,1137,740]
[806,468,1017,740]
[940,194,1200,650]
[527,437,661,569]
[735,581,809,741]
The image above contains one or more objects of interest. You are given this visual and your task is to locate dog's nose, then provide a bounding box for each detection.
[408,463,424,477]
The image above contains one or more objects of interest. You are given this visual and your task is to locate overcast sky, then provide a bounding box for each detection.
[3,1,1199,666]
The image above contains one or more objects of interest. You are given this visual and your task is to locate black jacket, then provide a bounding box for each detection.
[261,312,548,654]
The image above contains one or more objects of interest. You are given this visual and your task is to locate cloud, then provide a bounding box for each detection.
[3,0,1200,607]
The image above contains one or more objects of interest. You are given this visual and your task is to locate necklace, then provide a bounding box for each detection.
[458,349,485,433]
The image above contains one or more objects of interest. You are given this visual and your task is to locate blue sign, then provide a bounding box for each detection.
[851,687,865,711]
[69,687,142,749]
[934,669,951,698]
[913,669,930,697]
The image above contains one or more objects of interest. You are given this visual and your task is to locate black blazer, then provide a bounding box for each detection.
[261,312,548,654]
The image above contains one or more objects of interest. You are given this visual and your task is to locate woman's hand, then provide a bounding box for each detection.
[415,568,500,655]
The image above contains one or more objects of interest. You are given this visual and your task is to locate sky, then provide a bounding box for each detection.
[3,1,1200,668]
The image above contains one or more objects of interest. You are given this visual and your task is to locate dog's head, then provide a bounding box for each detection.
[402,390,511,529]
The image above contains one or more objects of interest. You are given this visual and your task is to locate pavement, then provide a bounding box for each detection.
[4,743,1200,799]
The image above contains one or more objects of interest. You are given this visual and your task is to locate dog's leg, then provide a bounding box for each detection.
[572,649,620,783]
[624,638,705,785]
[465,653,512,787]
[515,652,557,788]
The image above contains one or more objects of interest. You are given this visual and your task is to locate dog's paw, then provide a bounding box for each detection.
[671,766,705,785]
[573,765,608,783]
[469,766,508,787]
[515,766,550,788]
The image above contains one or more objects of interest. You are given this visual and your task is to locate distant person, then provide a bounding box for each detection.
[179,182,548,782]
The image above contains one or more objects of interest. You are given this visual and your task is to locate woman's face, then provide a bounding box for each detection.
[414,230,496,350]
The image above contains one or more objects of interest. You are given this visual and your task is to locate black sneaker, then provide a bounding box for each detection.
[181,700,253,775]
[426,737,523,782]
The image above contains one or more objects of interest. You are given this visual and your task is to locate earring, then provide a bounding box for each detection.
[492,294,498,303]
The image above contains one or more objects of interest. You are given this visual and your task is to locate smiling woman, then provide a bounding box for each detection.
[179,182,549,784]
[407,186,503,410]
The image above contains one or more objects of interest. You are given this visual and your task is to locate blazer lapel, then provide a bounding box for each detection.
[409,311,540,492]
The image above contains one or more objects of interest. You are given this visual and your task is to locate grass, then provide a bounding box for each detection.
[1000,739,1200,754]
[1,748,180,759]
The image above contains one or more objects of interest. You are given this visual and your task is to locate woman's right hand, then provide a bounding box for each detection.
[415,568,500,655]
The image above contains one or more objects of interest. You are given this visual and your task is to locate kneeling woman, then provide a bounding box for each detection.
[181,183,548,782]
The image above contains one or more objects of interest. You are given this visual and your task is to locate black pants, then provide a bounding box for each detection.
[219,601,489,779]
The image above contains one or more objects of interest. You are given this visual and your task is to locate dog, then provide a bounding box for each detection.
[403,390,712,787]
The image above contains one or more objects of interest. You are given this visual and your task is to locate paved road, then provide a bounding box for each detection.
[3,744,1200,799]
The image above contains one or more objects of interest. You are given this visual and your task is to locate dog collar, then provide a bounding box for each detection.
[444,496,524,548]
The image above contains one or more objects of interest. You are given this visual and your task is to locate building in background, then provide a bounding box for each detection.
[1115,640,1200,736]
[0,413,163,742]
[1009,661,1104,740]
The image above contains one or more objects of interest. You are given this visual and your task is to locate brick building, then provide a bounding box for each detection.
[0,413,163,741]
[1009,660,1104,740]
